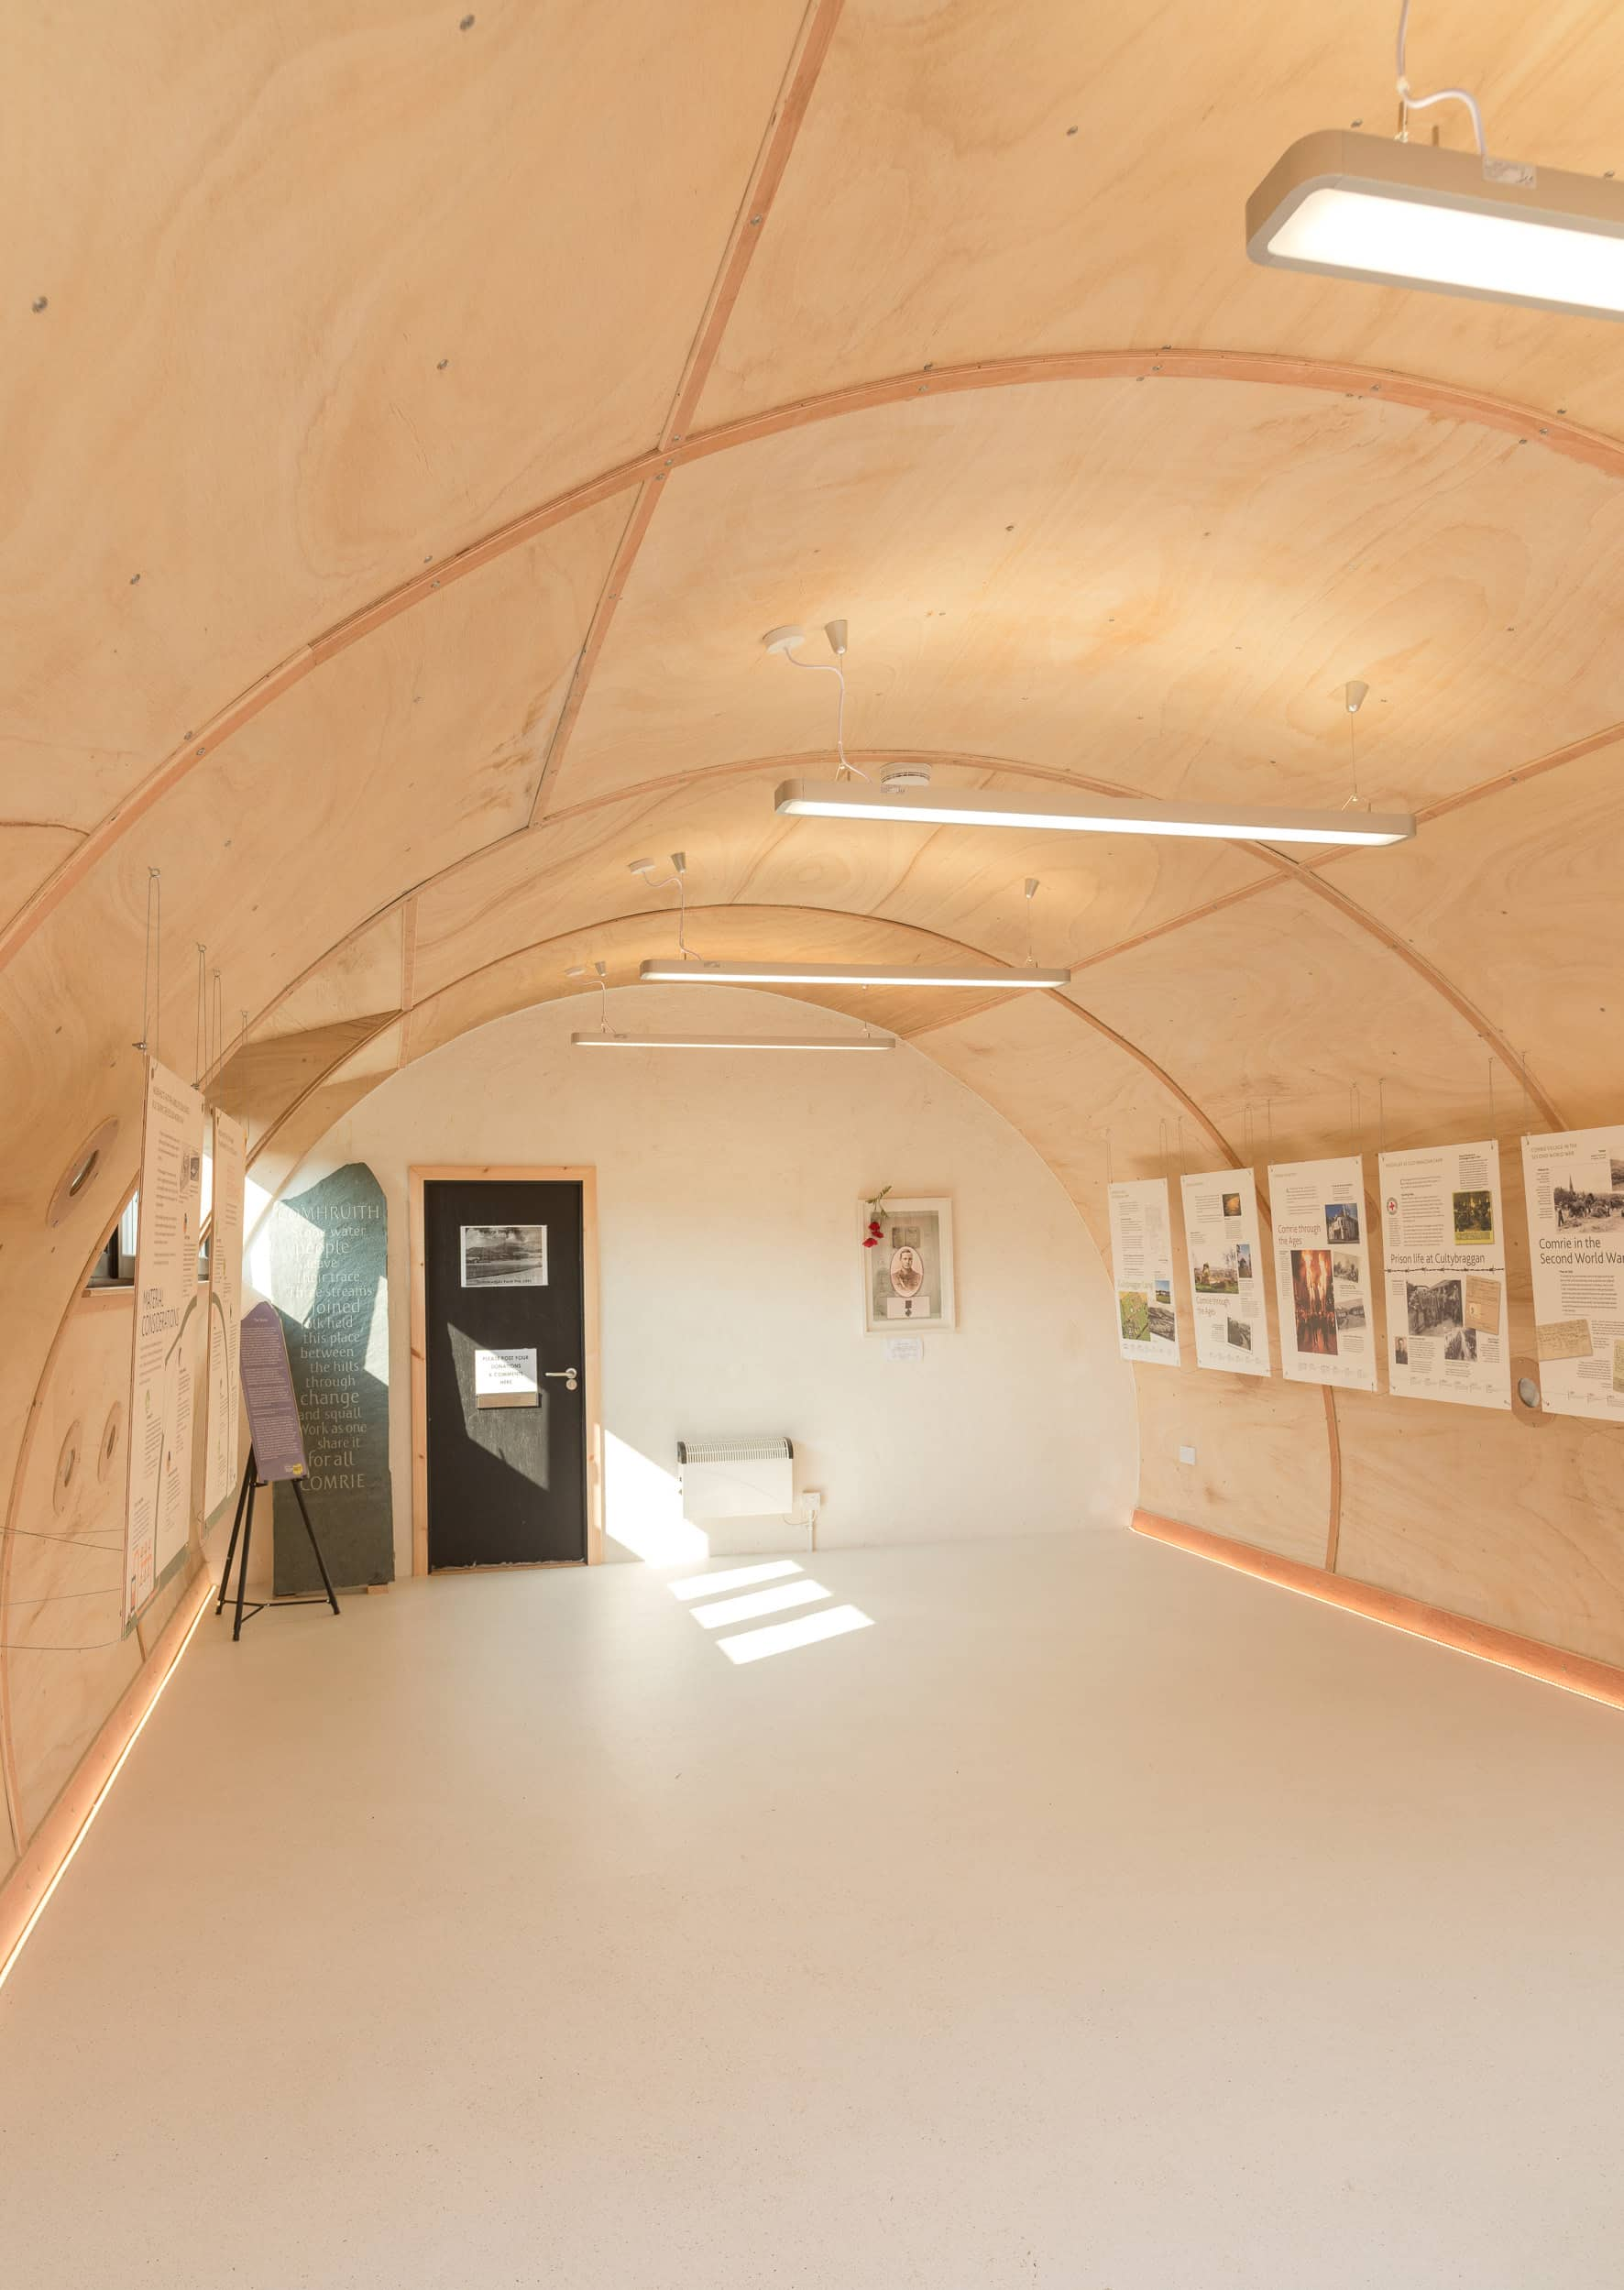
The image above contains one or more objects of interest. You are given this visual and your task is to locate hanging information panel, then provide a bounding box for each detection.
[1180,1167,1270,1375]
[1521,1124,1624,1423]
[203,1109,248,1522]
[1378,1139,1510,1410]
[123,1057,206,1621]
[1267,1155,1377,1392]
[1107,1178,1180,1365]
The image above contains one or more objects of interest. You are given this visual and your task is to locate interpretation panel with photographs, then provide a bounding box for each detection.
[1267,1156,1377,1392]
[1522,1124,1624,1423]
[1378,1140,1510,1410]
[1108,1178,1180,1366]
[123,1057,206,1622]
[203,1108,248,1522]
[861,1197,955,1333]
[1180,1167,1269,1375]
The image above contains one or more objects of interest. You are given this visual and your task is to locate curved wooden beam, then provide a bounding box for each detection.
[6,346,1623,976]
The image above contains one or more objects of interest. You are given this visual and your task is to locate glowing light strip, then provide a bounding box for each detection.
[774,777,1413,849]
[571,1030,897,1050]
[637,958,1069,989]
[0,1567,214,1995]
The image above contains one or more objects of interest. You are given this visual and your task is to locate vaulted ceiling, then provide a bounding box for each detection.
[7,1,1624,1655]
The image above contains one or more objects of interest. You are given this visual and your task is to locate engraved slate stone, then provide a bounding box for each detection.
[270,1162,393,1591]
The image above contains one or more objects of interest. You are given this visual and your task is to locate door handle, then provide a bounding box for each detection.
[544,1368,579,1392]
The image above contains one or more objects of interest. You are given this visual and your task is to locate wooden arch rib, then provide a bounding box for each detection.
[242,897,1348,1565]
[248,733,1571,1132]
[6,347,1624,976]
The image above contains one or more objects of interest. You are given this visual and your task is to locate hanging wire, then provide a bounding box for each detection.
[595,960,610,1035]
[1349,1082,1363,1151]
[1487,1055,1497,1141]
[1023,878,1039,969]
[779,641,871,781]
[1377,1077,1388,1156]
[1177,1114,1187,1175]
[1243,1102,1254,1162]
[193,943,208,1084]
[210,970,225,1088]
[136,867,162,1056]
[1395,0,1487,155]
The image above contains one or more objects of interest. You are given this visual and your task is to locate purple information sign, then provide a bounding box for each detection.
[239,1301,308,1483]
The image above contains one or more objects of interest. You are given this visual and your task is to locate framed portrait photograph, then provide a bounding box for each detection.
[860,1195,956,1334]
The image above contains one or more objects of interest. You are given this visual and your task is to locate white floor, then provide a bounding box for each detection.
[3,1531,1623,2288]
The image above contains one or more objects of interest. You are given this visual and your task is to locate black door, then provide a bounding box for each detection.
[423,1178,587,1568]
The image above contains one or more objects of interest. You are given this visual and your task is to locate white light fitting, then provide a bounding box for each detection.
[774,777,1414,849]
[1246,129,1624,320]
[572,1030,897,1051]
[637,957,1069,989]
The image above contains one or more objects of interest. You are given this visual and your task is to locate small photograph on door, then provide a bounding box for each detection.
[460,1223,549,1288]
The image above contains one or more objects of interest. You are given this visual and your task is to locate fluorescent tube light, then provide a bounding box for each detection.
[774,778,1414,849]
[1246,129,1624,320]
[636,958,1070,989]
[571,1030,897,1050]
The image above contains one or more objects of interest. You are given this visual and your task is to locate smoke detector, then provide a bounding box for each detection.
[880,762,932,792]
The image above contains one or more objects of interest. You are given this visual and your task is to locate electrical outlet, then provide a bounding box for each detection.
[1179,1443,1197,1466]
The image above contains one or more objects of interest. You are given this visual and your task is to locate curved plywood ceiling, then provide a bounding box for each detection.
[7,0,1624,1766]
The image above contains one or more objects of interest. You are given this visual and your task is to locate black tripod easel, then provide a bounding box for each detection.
[215,1446,341,1641]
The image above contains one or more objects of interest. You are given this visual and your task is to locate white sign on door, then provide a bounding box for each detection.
[474,1346,540,1409]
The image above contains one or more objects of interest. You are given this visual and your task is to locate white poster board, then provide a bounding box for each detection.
[124,1058,206,1620]
[1521,1124,1624,1422]
[1180,1167,1270,1375]
[474,1346,540,1408]
[1378,1140,1510,1410]
[1107,1178,1180,1365]
[203,1109,248,1521]
[1267,1155,1377,1392]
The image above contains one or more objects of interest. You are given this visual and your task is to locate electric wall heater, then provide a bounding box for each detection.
[676,1437,796,1531]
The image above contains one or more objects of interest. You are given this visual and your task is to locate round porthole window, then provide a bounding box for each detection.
[96,1401,125,1484]
[53,1418,84,1516]
[47,1117,119,1229]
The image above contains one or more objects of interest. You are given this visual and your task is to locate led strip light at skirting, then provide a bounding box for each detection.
[636,958,1070,989]
[774,778,1415,849]
[573,1029,897,1050]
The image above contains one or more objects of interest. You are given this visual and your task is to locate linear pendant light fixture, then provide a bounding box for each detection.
[637,957,1070,989]
[572,1029,897,1050]
[1247,130,1624,320]
[1248,8,1624,320]
[774,778,1414,849]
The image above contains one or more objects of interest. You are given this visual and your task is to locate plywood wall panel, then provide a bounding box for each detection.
[560,380,1624,825]
[1334,1393,1624,1671]
[700,0,1624,439]
[1070,882,1496,1167]
[1331,745,1624,1132]
[0,828,82,934]
[3,1297,142,1840]
[4,0,807,807]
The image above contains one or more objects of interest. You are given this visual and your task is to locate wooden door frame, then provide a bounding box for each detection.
[407,1164,602,1576]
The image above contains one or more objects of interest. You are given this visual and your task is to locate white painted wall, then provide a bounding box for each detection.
[288,987,1137,1570]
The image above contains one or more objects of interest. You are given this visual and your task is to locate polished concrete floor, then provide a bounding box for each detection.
[3,1530,1623,2288]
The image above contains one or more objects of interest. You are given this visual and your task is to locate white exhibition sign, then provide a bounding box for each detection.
[474,1346,540,1408]
[203,1109,248,1521]
[1180,1167,1269,1375]
[1378,1140,1510,1410]
[1521,1124,1624,1423]
[124,1057,206,1620]
[1107,1178,1180,1365]
[1267,1155,1377,1392]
